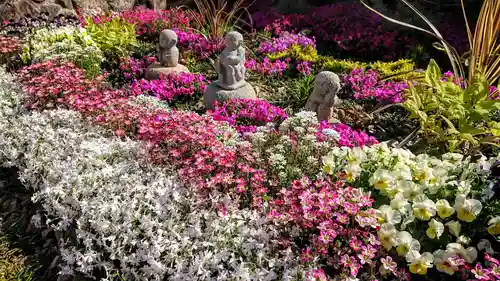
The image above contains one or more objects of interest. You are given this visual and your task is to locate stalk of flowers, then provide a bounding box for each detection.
[119,56,157,81]
[322,143,500,276]
[268,176,411,280]
[245,57,290,76]
[210,99,288,134]
[127,72,208,102]
[344,68,408,103]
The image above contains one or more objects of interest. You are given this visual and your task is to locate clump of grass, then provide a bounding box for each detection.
[0,237,36,281]
[189,0,254,41]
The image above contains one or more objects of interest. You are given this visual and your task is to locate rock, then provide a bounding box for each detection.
[203,31,256,110]
[144,63,190,80]
[40,3,62,18]
[204,81,256,110]
[304,71,341,121]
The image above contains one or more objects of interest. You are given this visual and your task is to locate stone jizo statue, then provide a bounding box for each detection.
[145,29,189,80]
[203,31,256,110]
[215,31,246,90]
[305,71,342,122]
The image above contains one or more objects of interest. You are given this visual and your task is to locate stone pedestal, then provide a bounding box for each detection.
[144,63,190,80]
[203,81,257,110]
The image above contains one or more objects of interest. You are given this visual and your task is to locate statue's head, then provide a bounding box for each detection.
[159,29,178,49]
[224,31,243,50]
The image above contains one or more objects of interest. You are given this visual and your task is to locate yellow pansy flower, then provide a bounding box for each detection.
[434,250,458,275]
[436,199,455,219]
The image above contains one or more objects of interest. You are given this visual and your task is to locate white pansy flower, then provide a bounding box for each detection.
[454,194,482,222]
[395,231,420,257]
[434,250,459,275]
[390,193,411,214]
[406,250,434,275]
[370,169,394,191]
[436,199,455,219]
[378,223,398,250]
[412,195,437,221]
[445,243,478,263]
[426,219,444,239]
[375,205,401,225]
[445,220,461,237]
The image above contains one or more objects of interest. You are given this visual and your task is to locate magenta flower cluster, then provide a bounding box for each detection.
[344,68,408,103]
[119,56,157,81]
[245,57,290,76]
[258,31,316,54]
[127,72,208,102]
[210,99,288,134]
[172,28,222,58]
[296,61,313,76]
[318,121,378,148]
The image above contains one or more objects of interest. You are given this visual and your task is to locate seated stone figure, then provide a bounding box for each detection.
[145,29,189,80]
[304,71,342,122]
[203,31,256,110]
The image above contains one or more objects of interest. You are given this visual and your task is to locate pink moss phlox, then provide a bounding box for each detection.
[318,121,378,148]
[245,57,290,76]
[127,72,208,102]
[344,68,408,103]
[210,98,288,134]
[120,56,157,81]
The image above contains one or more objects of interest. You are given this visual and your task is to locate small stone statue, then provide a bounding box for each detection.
[304,71,342,122]
[216,31,247,90]
[203,31,256,110]
[145,29,189,80]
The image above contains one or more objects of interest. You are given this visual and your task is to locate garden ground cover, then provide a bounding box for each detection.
[1,2,500,281]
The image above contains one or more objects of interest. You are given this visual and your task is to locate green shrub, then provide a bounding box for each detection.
[85,17,138,58]
[404,59,500,154]
[370,59,418,80]
[20,27,103,78]
[316,56,366,73]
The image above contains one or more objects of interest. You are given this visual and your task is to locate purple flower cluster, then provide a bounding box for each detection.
[127,72,208,102]
[318,121,378,148]
[245,57,290,76]
[258,31,315,54]
[344,69,408,103]
[296,61,313,76]
[210,99,288,134]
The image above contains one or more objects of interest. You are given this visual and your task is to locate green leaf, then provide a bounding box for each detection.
[425,59,442,87]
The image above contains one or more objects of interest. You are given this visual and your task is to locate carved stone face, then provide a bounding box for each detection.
[224,31,243,50]
[159,29,177,49]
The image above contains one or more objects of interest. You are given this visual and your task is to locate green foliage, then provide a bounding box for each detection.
[316,56,366,73]
[267,45,318,62]
[404,59,500,154]
[257,74,315,112]
[369,59,419,80]
[85,17,138,58]
[20,27,103,78]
